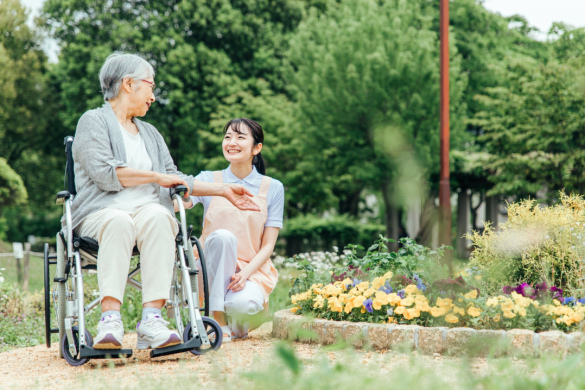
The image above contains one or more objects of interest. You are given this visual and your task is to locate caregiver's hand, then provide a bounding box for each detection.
[227,272,247,292]
[223,184,261,212]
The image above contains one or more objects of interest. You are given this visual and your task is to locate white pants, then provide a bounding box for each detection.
[76,203,179,304]
[202,229,266,337]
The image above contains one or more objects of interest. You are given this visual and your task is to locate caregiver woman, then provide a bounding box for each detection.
[188,118,284,340]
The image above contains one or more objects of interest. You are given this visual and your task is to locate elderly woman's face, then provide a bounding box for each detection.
[127,76,155,117]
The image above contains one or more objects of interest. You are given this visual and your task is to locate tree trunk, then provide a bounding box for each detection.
[337,189,362,216]
[381,181,399,251]
[416,196,438,248]
[485,195,499,230]
[456,189,470,259]
[23,243,31,291]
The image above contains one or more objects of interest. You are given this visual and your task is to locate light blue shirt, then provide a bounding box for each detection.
[190,165,285,228]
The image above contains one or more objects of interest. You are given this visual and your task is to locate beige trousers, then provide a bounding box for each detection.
[76,203,179,304]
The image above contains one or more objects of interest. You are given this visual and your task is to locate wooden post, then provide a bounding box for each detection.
[23,242,31,291]
[439,0,452,273]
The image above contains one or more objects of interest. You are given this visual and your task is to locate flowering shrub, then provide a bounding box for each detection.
[290,271,585,332]
[467,192,585,295]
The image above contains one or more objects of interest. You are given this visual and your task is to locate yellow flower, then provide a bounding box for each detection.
[394,306,406,315]
[514,305,527,317]
[342,278,353,287]
[373,297,385,310]
[436,297,453,310]
[467,306,481,317]
[404,284,418,295]
[464,290,478,300]
[531,300,540,308]
[556,317,563,324]
[503,310,516,318]
[357,281,370,291]
[474,275,482,281]
[501,301,514,311]
[313,295,325,309]
[445,314,459,323]
[383,271,393,279]
[388,317,395,323]
[353,295,366,307]
[375,291,389,304]
[291,307,298,313]
[564,316,574,326]
[324,284,342,297]
[453,306,465,316]
[338,294,349,304]
[403,308,420,320]
[388,293,402,306]
[400,296,414,307]
[553,299,561,306]
[430,306,446,317]
[372,277,386,290]
[328,297,343,312]
[415,301,431,312]
[344,302,354,314]
[493,314,501,323]
[486,297,499,307]
[363,288,377,298]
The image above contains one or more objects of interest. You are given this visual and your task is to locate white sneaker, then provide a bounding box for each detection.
[136,313,182,350]
[94,315,124,349]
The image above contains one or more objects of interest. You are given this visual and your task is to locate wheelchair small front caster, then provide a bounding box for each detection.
[61,326,93,366]
[183,317,222,355]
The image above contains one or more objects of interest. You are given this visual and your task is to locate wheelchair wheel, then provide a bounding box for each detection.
[61,326,93,366]
[44,243,52,348]
[183,317,222,355]
[55,237,67,358]
[191,237,209,317]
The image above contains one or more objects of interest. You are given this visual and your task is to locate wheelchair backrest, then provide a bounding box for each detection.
[64,136,76,195]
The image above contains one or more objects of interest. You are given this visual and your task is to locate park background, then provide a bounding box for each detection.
[3,0,585,260]
[2,0,585,387]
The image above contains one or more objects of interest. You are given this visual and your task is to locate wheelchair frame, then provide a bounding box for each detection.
[44,136,221,366]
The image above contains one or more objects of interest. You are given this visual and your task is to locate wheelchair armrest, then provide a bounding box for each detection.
[56,191,71,205]
[169,185,189,199]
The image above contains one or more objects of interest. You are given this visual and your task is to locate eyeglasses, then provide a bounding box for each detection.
[141,79,156,92]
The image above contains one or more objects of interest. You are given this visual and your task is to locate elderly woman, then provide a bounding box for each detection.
[71,52,259,351]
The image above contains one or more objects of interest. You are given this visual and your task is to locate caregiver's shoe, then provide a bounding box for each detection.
[94,315,124,349]
[136,314,182,350]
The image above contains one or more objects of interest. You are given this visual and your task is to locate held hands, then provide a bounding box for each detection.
[157,173,190,199]
[227,272,247,292]
[223,184,261,212]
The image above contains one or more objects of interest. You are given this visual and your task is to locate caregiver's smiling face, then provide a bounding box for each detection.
[222,124,259,164]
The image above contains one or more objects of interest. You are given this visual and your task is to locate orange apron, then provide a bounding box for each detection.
[200,171,278,302]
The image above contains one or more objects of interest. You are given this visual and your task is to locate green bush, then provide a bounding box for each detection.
[280,214,385,256]
[467,192,585,295]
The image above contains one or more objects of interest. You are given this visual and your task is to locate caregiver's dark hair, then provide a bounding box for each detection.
[223,118,266,175]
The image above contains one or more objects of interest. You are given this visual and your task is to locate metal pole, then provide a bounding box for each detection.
[439,0,453,273]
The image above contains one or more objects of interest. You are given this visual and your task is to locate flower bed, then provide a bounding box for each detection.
[290,271,585,333]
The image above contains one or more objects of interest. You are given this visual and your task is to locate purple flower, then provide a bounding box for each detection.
[502,286,514,295]
[563,297,576,306]
[352,278,362,288]
[379,281,393,294]
[550,286,564,301]
[578,298,585,305]
[413,274,427,292]
[363,298,373,313]
[397,289,406,299]
[515,283,533,297]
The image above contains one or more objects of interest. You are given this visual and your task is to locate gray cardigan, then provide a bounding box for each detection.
[66,102,195,230]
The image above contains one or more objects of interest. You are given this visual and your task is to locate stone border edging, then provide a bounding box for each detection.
[272,309,585,357]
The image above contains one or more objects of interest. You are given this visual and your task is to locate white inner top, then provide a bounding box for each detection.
[108,123,159,213]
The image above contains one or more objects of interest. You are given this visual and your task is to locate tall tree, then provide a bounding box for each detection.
[286,0,466,240]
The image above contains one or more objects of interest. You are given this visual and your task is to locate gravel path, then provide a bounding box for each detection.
[0,322,503,390]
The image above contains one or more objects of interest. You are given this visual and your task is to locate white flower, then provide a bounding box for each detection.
[0,277,4,283]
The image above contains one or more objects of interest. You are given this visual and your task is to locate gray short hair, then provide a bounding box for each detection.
[99,53,155,101]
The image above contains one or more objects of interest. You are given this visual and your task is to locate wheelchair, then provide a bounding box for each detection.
[44,136,221,366]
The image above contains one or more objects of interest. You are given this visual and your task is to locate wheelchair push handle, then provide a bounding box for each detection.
[169,185,189,199]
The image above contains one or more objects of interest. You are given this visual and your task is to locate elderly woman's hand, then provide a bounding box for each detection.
[157,173,191,198]
[223,184,261,211]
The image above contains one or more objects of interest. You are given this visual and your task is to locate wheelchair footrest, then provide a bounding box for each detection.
[79,345,133,359]
[150,336,202,358]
